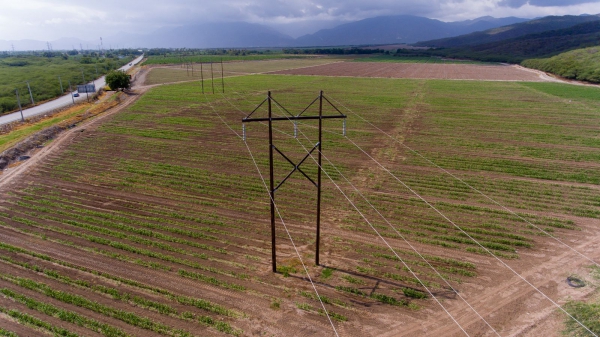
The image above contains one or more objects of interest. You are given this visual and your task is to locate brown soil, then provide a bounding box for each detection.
[269,62,547,81]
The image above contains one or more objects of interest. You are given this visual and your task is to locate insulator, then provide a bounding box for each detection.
[343,119,346,136]
[242,124,246,141]
[294,121,298,138]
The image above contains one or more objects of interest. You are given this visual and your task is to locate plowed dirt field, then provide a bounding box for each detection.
[269,62,546,81]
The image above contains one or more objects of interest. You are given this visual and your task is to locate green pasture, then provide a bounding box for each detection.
[0,55,133,114]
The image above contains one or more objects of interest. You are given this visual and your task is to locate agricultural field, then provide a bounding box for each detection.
[0,61,600,336]
[143,54,314,66]
[143,58,345,85]
[269,62,546,81]
[352,55,491,64]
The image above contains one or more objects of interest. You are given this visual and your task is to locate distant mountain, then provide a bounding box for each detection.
[428,20,600,63]
[1,15,529,51]
[113,22,295,49]
[293,15,529,47]
[414,15,600,47]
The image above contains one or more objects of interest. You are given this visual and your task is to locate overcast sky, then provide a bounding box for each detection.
[1,0,600,41]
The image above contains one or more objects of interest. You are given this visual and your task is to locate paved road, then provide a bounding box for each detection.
[0,54,144,126]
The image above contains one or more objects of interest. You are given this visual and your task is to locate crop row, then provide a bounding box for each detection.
[0,242,241,318]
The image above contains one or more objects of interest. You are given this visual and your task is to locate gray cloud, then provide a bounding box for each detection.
[499,0,600,8]
[1,0,599,42]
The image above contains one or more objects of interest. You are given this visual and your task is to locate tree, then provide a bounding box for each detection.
[106,70,130,91]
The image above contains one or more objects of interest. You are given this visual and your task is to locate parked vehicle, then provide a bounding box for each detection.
[73,92,80,97]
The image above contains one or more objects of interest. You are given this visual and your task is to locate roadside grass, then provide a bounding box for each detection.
[1,91,125,154]
[0,104,89,152]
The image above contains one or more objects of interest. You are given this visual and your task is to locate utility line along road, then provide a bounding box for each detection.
[0,54,144,126]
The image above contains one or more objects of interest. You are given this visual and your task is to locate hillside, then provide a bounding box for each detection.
[294,15,528,47]
[414,15,600,48]
[522,46,600,83]
[426,20,600,63]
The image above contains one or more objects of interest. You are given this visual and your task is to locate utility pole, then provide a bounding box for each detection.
[268,91,275,272]
[80,69,89,102]
[68,81,74,104]
[316,91,323,266]
[221,58,224,93]
[25,81,34,105]
[58,76,64,94]
[15,89,24,122]
[211,62,214,94]
[200,62,204,94]
[11,44,15,54]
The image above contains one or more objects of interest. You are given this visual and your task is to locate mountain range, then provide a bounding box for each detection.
[1,15,530,51]
[414,15,600,47]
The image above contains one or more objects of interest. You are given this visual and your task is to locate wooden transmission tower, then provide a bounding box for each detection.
[242,91,346,272]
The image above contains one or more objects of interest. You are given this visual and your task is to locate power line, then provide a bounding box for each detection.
[236,88,596,336]
[208,80,596,335]
[341,135,598,337]
[243,141,341,337]
[222,89,477,335]
[333,97,600,269]
[268,97,472,336]
[313,145,500,336]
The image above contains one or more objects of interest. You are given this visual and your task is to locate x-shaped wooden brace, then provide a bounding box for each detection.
[272,142,320,192]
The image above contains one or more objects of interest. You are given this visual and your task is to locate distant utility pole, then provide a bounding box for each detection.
[80,69,89,102]
[47,42,51,51]
[15,89,24,122]
[200,62,204,94]
[210,62,214,94]
[25,81,34,105]
[11,44,15,54]
[80,43,83,53]
[58,75,64,94]
[221,58,224,93]
[69,81,74,104]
